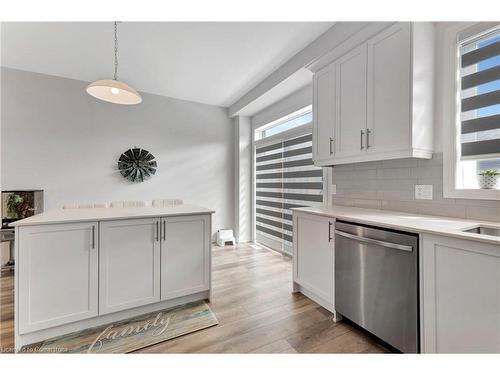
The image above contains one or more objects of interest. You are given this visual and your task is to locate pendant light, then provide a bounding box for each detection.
[86,22,142,105]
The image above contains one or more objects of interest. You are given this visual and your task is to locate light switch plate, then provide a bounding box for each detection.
[415,185,433,200]
[330,184,337,195]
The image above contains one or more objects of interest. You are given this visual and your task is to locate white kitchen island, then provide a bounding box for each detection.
[12,204,214,351]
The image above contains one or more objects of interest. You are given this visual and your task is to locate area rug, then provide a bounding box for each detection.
[21,300,218,353]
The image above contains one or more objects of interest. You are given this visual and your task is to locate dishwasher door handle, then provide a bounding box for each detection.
[334,229,413,252]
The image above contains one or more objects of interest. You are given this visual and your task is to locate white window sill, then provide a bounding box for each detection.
[444,188,500,200]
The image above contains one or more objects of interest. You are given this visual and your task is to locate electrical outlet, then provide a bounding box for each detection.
[330,184,337,195]
[415,185,433,200]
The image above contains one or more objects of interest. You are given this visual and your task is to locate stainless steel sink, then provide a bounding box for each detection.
[462,226,500,237]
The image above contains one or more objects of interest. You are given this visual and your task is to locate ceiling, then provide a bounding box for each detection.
[1,22,333,107]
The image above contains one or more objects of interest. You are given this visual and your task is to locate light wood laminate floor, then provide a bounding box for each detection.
[0,243,388,354]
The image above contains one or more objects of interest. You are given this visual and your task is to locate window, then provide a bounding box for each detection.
[444,23,500,199]
[254,105,312,140]
[254,110,324,255]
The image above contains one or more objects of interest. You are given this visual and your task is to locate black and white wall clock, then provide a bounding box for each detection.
[118,148,157,182]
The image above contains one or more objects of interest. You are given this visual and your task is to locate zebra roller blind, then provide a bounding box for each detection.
[460,26,500,159]
[255,133,323,254]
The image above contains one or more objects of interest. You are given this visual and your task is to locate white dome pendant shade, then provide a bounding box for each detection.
[87,22,142,105]
[86,79,142,105]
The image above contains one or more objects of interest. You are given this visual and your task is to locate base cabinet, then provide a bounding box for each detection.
[16,213,211,344]
[161,215,210,300]
[17,222,99,334]
[422,234,500,353]
[293,212,334,311]
[99,218,161,314]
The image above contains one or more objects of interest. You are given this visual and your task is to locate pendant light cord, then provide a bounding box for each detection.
[114,21,118,81]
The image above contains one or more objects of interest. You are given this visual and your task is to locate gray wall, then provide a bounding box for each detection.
[331,153,500,222]
[1,68,234,236]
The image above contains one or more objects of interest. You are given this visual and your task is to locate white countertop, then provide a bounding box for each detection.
[11,204,215,227]
[292,205,500,245]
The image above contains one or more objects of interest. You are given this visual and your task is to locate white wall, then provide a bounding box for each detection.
[233,116,252,243]
[1,68,234,237]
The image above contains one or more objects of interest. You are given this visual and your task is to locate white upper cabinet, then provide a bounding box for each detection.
[311,22,434,166]
[335,44,368,158]
[366,23,411,155]
[313,64,336,163]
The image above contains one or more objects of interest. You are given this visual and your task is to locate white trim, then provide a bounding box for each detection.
[255,105,312,134]
[251,85,312,130]
[442,22,500,200]
[254,123,313,149]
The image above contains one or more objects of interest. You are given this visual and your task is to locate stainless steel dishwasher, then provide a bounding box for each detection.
[334,220,419,353]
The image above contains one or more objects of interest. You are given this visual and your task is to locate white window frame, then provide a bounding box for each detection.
[254,105,312,141]
[443,22,500,200]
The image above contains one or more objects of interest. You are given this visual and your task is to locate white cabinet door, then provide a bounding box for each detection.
[18,222,98,334]
[334,44,367,159]
[161,215,210,300]
[99,218,161,314]
[313,63,335,165]
[422,234,500,353]
[293,212,334,309]
[367,23,411,154]
[309,22,434,166]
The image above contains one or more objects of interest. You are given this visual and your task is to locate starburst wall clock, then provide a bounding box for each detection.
[118,148,157,182]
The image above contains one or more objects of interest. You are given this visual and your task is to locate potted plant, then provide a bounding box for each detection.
[6,193,23,219]
[478,169,500,189]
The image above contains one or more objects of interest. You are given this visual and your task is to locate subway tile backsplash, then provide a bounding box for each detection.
[330,153,500,222]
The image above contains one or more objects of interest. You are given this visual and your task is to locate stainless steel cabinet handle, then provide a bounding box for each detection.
[329,137,334,154]
[360,130,365,150]
[328,222,333,242]
[163,220,166,241]
[156,221,159,242]
[366,129,371,149]
[334,229,413,252]
[91,225,95,249]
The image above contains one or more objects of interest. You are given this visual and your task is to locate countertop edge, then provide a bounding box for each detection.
[292,206,500,246]
[11,207,215,227]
